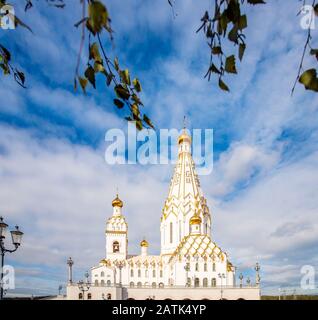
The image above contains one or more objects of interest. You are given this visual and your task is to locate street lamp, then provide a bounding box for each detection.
[67,257,74,284]
[239,273,243,288]
[0,217,23,300]
[218,273,226,300]
[78,274,90,301]
[255,262,261,286]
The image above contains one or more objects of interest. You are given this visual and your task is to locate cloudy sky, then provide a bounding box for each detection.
[0,0,317,296]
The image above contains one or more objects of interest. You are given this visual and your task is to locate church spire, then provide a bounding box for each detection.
[160,126,212,256]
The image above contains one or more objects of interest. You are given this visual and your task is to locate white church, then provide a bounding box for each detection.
[66,129,261,300]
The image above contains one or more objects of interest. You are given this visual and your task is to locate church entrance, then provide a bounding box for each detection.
[194,278,200,287]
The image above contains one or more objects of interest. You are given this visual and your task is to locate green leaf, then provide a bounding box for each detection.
[89,42,102,63]
[143,114,154,129]
[120,69,131,86]
[239,43,246,61]
[225,55,237,74]
[94,61,105,74]
[219,78,230,92]
[115,84,130,100]
[87,1,109,35]
[238,15,247,30]
[210,64,221,75]
[131,103,140,117]
[84,66,96,88]
[212,46,222,55]
[132,78,142,92]
[228,25,239,43]
[0,45,11,62]
[114,99,124,109]
[78,77,88,93]
[131,93,143,105]
[247,0,266,4]
[299,69,318,92]
[114,57,119,71]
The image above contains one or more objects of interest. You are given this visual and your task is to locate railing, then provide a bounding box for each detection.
[69,283,259,290]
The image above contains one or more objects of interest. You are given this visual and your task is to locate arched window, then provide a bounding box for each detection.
[159,282,164,288]
[138,269,141,277]
[130,282,134,288]
[211,278,216,287]
[160,270,163,278]
[212,263,216,271]
[107,293,111,300]
[78,293,83,300]
[101,280,105,286]
[106,280,111,287]
[204,263,207,272]
[203,278,208,287]
[131,269,134,277]
[205,223,208,234]
[187,277,191,287]
[153,269,156,277]
[137,282,142,288]
[195,263,199,272]
[94,280,98,286]
[113,241,120,253]
[170,222,173,243]
[87,293,92,300]
[195,278,200,287]
[101,271,105,277]
[152,282,156,288]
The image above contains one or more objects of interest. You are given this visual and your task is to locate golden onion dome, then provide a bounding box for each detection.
[178,130,192,144]
[189,213,202,225]
[112,194,123,208]
[140,239,149,247]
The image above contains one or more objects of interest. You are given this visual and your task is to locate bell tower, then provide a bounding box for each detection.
[105,194,128,261]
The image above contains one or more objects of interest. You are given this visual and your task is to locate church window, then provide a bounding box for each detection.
[212,263,216,271]
[204,263,207,272]
[152,282,156,288]
[95,280,98,286]
[212,278,216,287]
[130,282,134,288]
[187,277,191,287]
[131,269,134,277]
[138,269,141,277]
[106,280,110,287]
[101,280,105,286]
[170,222,173,243]
[153,269,156,277]
[113,241,120,253]
[160,270,163,277]
[203,278,208,287]
[195,263,199,272]
[101,271,105,277]
[137,282,142,288]
[87,293,92,300]
[78,293,83,300]
[195,278,200,287]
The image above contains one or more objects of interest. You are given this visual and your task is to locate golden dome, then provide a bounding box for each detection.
[178,130,192,144]
[140,239,149,247]
[112,194,123,208]
[189,213,202,225]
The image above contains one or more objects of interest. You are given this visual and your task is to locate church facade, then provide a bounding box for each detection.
[66,129,260,300]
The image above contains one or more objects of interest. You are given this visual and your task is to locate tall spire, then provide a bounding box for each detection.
[160,126,212,256]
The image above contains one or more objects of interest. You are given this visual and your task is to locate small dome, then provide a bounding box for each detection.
[189,213,202,225]
[178,130,192,144]
[112,194,123,208]
[140,239,149,247]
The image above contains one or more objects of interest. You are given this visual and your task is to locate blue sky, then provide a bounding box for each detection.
[0,0,318,296]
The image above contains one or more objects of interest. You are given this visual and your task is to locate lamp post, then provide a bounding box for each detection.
[239,273,243,288]
[0,217,23,300]
[255,262,261,286]
[218,273,226,300]
[67,257,74,284]
[246,277,251,287]
[78,272,90,301]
